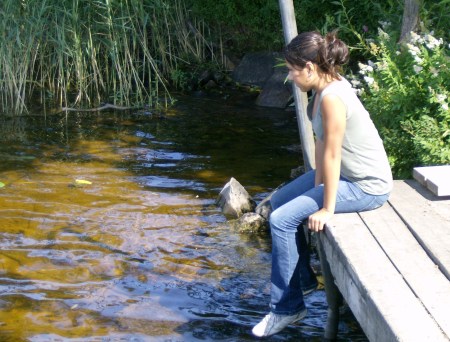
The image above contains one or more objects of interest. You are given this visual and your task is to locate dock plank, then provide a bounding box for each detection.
[360,203,450,337]
[322,212,448,341]
[388,180,450,280]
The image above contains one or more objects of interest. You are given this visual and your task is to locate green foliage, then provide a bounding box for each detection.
[185,0,404,55]
[352,28,449,178]
[325,0,402,59]
[185,0,283,53]
[421,0,450,42]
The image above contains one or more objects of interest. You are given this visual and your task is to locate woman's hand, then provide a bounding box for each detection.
[308,208,334,232]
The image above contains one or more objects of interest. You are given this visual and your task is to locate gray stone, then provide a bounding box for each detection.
[236,212,267,232]
[255,195,273,222]
[255,66,292,108]
[216,177,256,218]
[232,52,282,87]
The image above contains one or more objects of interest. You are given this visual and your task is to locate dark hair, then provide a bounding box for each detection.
[284,31,349,79]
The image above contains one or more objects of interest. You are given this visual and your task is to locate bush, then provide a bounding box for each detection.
[185,0,403,56]
[352,26,449,178]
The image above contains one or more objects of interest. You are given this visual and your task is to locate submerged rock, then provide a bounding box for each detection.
[236,212,267,232]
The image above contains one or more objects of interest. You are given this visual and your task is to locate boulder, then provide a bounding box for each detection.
[255,66,292,108]
[232,51,293,108]
[232,52,283,87]
[217,177,256,218]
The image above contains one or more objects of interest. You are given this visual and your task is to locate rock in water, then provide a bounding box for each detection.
[236,212,268,232]
[217,177,256,218]
[255,195,272,222]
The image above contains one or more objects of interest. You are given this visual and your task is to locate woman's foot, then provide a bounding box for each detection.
[252,308,307,337]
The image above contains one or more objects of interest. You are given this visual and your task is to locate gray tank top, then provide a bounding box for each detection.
[307,77,393,195]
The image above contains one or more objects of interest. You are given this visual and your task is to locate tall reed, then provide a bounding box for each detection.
[0,0,223,115]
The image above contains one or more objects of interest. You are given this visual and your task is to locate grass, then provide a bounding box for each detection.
[0,0,223,115]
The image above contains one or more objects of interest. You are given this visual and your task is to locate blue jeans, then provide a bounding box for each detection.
[269,170,389,315]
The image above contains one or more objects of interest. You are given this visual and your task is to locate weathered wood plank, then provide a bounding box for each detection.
[321,213,448,341]
[388,180,450,280]
[360,203,450,337]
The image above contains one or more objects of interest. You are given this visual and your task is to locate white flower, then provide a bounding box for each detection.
[414,55,423,64]
[406,43,421,56]
[358,62,373,75]
[435,93,449,111]
[364,76,375,85]
[436,94,446,103]
[410,31,423,44]
[379,21,391,30]
[351,79,361,87]
[396,51,401,55]
[377,28,390,41]
[413,65,423,74]
[424,34,443,50]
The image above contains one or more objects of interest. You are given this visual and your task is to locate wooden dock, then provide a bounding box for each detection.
[318,179,450,341]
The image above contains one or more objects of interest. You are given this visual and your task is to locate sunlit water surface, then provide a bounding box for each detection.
[0,92,367,341]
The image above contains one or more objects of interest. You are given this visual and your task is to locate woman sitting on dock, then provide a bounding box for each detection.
[252,31,393,337]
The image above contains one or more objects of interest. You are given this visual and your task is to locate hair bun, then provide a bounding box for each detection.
[284,31,349,79]
[325,31,349,66]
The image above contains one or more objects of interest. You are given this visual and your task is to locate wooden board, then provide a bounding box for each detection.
[388,180,450,280]
[360,203,450,337]
[321,212,448,342]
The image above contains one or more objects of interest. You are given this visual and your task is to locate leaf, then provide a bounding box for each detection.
[75,179,92,185]
[0,182,4,188]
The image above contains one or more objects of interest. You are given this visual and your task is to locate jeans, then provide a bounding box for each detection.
[269,170,389,315]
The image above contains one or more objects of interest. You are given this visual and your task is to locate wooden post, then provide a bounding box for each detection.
[278,0,315,171]
[317,232,343,340]
[399,0,421,43]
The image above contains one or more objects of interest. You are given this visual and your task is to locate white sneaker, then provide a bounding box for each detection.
[252,308,307,337]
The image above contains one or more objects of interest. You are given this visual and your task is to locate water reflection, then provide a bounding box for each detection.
[0,93,367,341]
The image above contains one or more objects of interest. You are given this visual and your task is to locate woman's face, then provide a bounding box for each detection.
[286,61,311,92]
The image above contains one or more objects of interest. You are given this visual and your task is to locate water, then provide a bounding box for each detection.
[0,92,367,341]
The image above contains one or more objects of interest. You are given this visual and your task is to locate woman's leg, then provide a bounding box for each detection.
[270,170,316,211]
[269,179,389,315]
[270,170,318,296]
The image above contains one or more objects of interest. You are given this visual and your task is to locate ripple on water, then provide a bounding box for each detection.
[0,97,367,341]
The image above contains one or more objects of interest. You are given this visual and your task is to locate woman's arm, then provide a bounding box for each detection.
[308,94,346,232]
[314,139,324,186]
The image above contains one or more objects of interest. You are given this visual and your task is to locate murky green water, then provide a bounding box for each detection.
[0,92,367,341]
